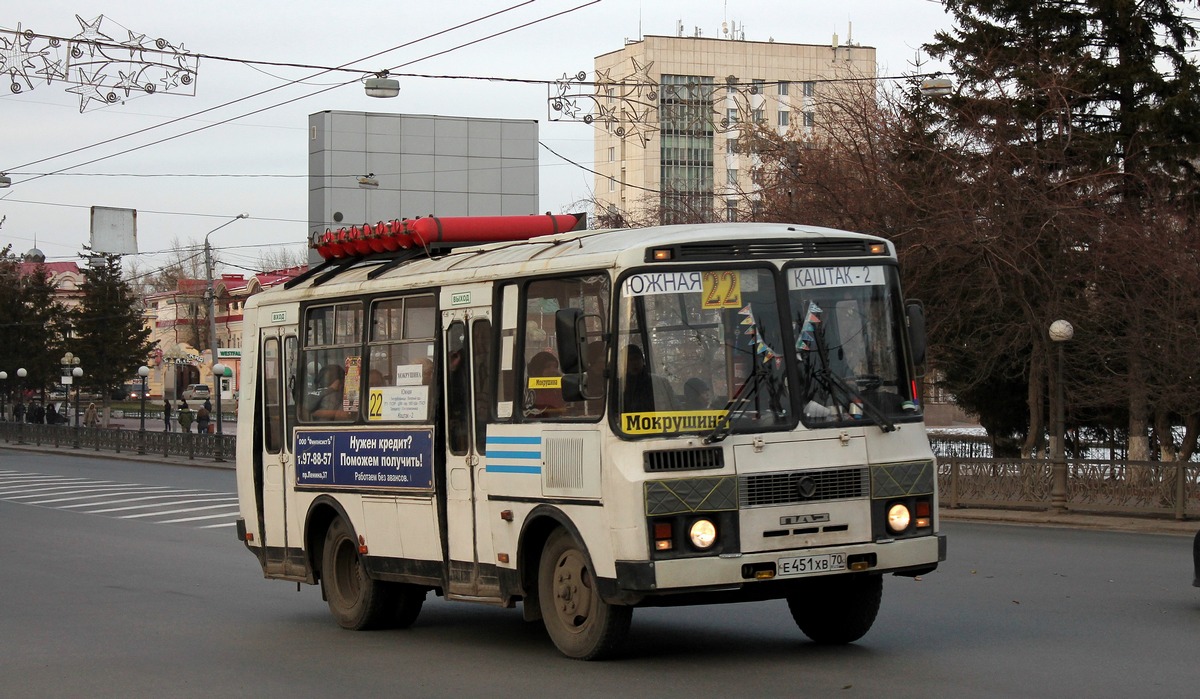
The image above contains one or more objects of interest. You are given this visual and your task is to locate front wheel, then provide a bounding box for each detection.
[786,573,882,644]
[538,528,631,660]
[321,517,395,630]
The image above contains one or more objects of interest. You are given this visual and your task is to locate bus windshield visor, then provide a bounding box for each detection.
[616,268,790,438]
[787,264,920,429]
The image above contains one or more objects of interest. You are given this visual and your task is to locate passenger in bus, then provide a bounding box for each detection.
[417,357,434,385]
[621,344,676,413]
[368,368,388,387]
[525,351,565,416]
[584,340,607,412]
[309,364,349,420]
[682,378,713,410]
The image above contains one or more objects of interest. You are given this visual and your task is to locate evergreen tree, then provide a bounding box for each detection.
[70,253,154,402]
[0,248,68,397]
[922,0,1200,459]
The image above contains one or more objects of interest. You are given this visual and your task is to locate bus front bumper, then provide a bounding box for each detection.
[611,533,945,600]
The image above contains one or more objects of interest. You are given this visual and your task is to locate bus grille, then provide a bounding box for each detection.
[644,447,725,472]
[738,467,869,507]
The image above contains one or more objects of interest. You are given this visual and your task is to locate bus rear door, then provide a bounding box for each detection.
[258,322,301,577]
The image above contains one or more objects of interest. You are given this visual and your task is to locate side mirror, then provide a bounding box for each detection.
[906,300,927,375]
[555,308,587,374]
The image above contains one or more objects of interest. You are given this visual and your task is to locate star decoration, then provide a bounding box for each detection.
[115,67,143,96]
[593,67,614,95]
[73,15,113,57]
[66,65,111,111]
[1,23,46,90]
[121,30,147,59]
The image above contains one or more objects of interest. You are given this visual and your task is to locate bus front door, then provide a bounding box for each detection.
[441,292,498,600]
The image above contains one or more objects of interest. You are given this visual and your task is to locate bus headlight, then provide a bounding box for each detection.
[689,519,717,549]
[887,504,911,533]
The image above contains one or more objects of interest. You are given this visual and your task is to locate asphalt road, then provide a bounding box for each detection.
[1,448,1197,698]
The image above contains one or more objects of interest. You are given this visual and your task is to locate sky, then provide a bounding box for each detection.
[0,0,951,277]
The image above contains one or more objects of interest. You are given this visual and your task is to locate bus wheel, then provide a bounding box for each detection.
[321,517,391,630]
[390,585,426,629]
[786,573,882,644]
[538,528,631,660]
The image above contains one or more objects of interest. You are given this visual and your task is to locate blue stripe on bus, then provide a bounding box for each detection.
[485,450,541,460]
[485,465,543,474]
[485,436,542,445]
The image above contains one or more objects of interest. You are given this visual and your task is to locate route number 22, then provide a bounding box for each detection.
[702,270,742,309]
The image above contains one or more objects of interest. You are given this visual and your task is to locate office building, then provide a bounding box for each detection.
[592,31,876,224]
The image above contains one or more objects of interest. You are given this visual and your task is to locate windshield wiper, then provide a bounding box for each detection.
[821,371,897,433]
[804,316,897,433]
[702,366,770,444]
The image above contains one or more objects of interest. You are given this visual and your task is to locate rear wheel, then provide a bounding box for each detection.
[538,528,631,660]
[321,517,393,630]
[786,573,882,644]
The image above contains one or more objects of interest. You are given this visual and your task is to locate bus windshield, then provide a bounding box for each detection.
[786,264,920,430]
[616,267,790,438]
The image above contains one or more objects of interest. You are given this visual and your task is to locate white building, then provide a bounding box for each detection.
[592,33,877,224]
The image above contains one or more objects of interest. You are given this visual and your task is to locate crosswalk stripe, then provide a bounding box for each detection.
[58,491,214,509]
[119,503,238,519]
[0,470,240,530]
[87,496,236,514]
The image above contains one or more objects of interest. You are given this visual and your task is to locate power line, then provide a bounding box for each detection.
[3,0,547,179]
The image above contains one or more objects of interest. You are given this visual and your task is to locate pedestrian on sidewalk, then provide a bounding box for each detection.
[196,404,210,434]
[163,399,172,432]
[83,402,98,428]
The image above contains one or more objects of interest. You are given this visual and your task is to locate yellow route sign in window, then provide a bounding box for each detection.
[701,270,742,309]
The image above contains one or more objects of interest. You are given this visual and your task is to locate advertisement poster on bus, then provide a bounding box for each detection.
[295,429,433,490]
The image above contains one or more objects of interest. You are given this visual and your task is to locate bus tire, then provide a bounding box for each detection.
[538,528,631,660]
[390,584,426,629]
[786,573,882,644]
[321,517,391,630]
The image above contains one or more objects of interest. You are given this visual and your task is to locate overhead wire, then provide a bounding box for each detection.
[3,0,547,179]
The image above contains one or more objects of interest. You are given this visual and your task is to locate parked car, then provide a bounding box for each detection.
[181,384,211,400]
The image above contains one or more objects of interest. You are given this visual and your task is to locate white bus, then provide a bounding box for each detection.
[235,214,945,660]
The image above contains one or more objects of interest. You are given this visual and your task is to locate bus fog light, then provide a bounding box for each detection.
[887,504,911,533]
[689,519,717,549]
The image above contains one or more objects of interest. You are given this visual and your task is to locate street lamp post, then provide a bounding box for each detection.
[72,365,83,428]
[212,362,227,462]
[16,368,26,443]
[204,214,247,449]
[137,365,150,454]
[60,352,82,448]
[212,362,226,436]
[1049,319,1074,512]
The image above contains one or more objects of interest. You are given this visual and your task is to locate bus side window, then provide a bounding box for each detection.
[496,284,519,421]
[283,336,297,443]
[520,274,611,421]
[445,322,470,455]
[471,319,493,453]
[262,337,282,454]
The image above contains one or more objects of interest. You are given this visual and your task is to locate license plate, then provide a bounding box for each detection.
[777,552,847,576]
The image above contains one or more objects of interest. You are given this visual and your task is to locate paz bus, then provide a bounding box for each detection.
[234,213,945,660]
